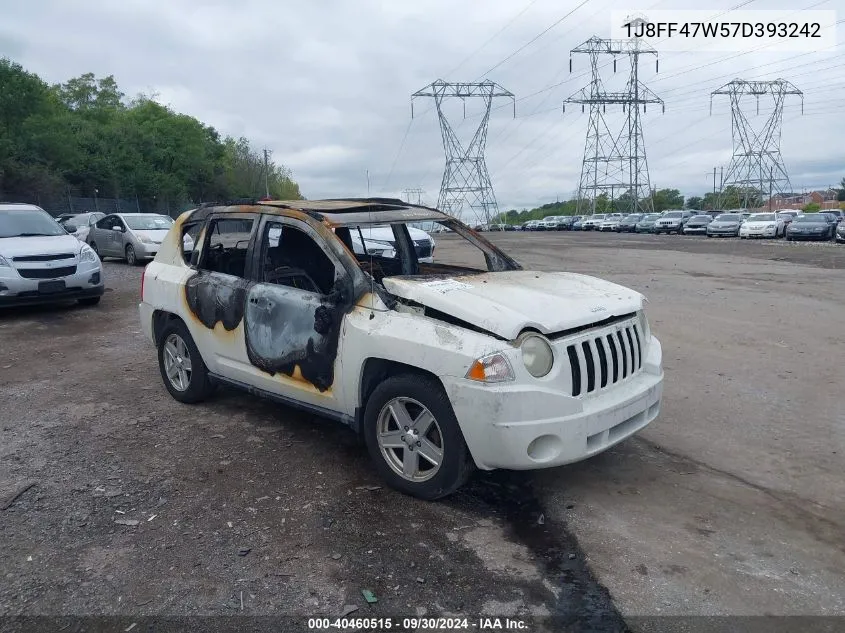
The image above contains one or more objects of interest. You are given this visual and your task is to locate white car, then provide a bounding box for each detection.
[60,212,106,243]
[138,199,663,499]
[739,212,786,239]
[0,203,104,307]
[86,213,189,265]
[348,225,434,263]
[598,214,624,231]
[580,214,607,231]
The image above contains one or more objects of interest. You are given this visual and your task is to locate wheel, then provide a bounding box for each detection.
[125,244,139,266]
[786,236,792,241]
[78,297,101,306]
[363,373,473,500]
[157,320,215,403]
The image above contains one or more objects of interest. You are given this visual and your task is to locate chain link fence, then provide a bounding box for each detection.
[0,188,196,219]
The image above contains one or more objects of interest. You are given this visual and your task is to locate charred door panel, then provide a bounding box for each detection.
[185,271,251,330]
[243,283,342,392]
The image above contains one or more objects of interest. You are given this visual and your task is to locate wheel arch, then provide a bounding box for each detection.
[356,358,445,433]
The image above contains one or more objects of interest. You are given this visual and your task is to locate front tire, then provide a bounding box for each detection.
[157,320,215,403]
[363,373,473,500]
[125,244,139,266]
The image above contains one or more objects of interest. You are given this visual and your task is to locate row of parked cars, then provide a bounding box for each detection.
[516,209,845,242]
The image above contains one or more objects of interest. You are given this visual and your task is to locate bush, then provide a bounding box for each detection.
[802,202,821,212]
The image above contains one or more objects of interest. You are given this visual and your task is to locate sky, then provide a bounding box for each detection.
[2,0,843,216]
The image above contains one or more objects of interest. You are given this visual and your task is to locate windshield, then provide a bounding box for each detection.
[590,214,606,220]
[714,214,740,222]
[690,215,711,221]
[624,214,643,221]
[749,214,776,221]
[663,212,683,218]
[794,215,826,223]
[124,215,174,230]
[0,208,66,238]
[342,219,519,283]
[542,216,558,221]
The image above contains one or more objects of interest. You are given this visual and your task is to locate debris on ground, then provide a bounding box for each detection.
[114,519,140,526]
[331,553,342,560]
[355,485,382,491]
[416,577,425,584]
[537,513,545,525]
[238,548,251,557]
[340,604,359,617]
[0,479,38,510]
[361,589,378,604]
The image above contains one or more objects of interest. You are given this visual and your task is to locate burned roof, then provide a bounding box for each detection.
[192,198,451,226]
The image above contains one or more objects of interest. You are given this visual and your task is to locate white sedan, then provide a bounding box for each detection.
[739,212,786,239]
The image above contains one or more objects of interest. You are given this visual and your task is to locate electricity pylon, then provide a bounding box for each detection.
[412,80,514,225]
[401,187,425,206]
[565,34,663,215]
[710,79,803,209]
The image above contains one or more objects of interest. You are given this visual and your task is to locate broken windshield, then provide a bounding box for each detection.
[337,219,520,284]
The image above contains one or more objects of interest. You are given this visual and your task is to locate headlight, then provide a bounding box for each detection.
[636,309,651,342]
[138,234,153,243]
[0,254,10,268]
[520,334,553,378]
[466,352,514,383]
[79,245,98,263]
[766,224,775,229]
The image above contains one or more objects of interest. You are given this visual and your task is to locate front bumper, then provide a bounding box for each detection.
[707,227,739,236]
[683,226,708,234]
[0,261,104,307]
[741,227,777,238]
[787,232,828,240]
[443,336,663,471]
[836,232,845,243]
[654,224,681,233]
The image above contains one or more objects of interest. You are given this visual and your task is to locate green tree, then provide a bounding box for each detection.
[651,188,684,212]
[802,202,820,212]
[686,196,703,210]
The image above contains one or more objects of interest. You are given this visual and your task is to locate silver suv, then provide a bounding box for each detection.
[0,203,104,307]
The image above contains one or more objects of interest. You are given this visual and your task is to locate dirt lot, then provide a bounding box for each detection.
[1,231,843,631]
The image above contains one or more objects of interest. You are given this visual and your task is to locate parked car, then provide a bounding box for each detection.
[554,215,579,230]
[776,210,798,227]
[522,220,539,231]
[572,218,584,230]
[62,212,106,243]
[87,213,182,265]
[653,210,695,234]
[580,214,607,231]
[681,214,713,235]
[836,221,845,244]
[706,213,743,237]
[0,203,104,307]
[739,212,786,239]
[785,214,835,241]
[824,209,844,223]
[598,213,624,232]
[617,213,644,232]
[349,225,435,263]
[138,198,663,499]
[634,213,661,233]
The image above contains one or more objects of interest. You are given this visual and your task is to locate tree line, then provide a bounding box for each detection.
[0,59,302,210]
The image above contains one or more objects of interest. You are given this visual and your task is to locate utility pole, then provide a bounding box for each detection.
[713,167,717,195]
[564,23,663,216]
[263,148,271,198]
[411,80,515,224]
[769,167,773,210]
[711,79,803,210]
[94,188,99,213]
[366,170,370,196]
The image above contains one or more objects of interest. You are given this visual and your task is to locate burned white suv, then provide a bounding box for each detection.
[139,199,663,499]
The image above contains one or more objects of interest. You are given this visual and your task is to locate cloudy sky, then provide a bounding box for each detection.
[3,0,843,213]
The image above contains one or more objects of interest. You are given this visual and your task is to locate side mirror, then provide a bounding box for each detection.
[112,225,122,232]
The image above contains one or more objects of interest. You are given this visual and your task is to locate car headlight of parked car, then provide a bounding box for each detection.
[466,352,515,383]
[138,234,154,244]
[78,244,98,263]
[637,309,650,342]
[0,254,11,267]
[520,333,554,378]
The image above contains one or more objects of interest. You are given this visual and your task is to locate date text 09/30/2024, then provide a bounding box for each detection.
[308,617,530,630]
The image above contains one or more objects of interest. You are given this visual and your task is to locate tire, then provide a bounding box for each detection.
[363,373,473,500]
[125,244,139,266]
[78,297,101,306]
[157,320,215,404]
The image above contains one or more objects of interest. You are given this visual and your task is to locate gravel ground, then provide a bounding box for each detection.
[1,231,843,631]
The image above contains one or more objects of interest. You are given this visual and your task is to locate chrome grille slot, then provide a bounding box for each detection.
[562,318,645,397]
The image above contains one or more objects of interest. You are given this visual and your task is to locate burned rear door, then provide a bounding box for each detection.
[241,216,352,410]
[183,213,258,380]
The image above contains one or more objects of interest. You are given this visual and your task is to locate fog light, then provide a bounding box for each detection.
[527,434,563,462]
[89,272,101,284]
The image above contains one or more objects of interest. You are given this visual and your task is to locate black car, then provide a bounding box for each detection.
[617,213,644,232]
[824,209,844,223]
[682,214,713,235]
[706,213,743,237]
[836,221,845,244]
[785,214,835,241]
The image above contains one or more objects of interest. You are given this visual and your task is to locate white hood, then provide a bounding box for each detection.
[133,229,170,243]
[743,221,775,229]
[382,270,643,339]
[0,234,83,258]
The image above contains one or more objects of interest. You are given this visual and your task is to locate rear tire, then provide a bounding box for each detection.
[157,320,215,404]
[363,373,473,500]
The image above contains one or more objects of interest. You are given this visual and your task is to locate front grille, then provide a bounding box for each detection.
[17,266,77,279]
[13,253,75,262]
[414,241,432,258]
[566,321,643,397]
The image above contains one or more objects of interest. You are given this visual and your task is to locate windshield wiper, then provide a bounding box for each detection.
[3,233,57,237]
